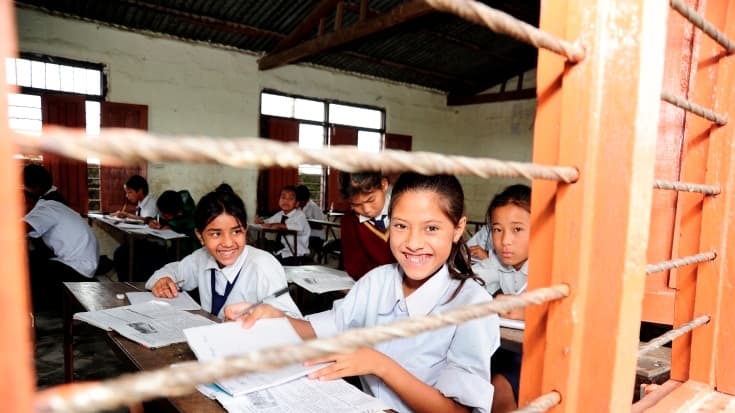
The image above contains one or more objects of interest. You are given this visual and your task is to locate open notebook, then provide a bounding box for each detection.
[184,318,328,397]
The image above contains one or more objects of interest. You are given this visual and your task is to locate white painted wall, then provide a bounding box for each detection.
[15,7,535,234]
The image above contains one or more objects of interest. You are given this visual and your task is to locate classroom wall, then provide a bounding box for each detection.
[15,8,536,254]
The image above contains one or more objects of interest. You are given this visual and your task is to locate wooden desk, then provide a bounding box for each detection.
[89,214,186,281]
[247,223,299,257]
[326,211,344,222]
[307,218,340,242]
[62,281,223,412]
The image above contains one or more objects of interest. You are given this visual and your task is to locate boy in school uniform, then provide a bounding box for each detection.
[24,190,99,312]
[338,172,395,280]
[116,175,158,221]
[149,190,200,259]
[256,185,311,265]
[295,184,326,257]
[23,163,68,205]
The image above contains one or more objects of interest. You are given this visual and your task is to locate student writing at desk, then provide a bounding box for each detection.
[115,174,158,221]
[338,172,395,280]
[255,185,311,265]
[24,190,99,312]
[148,189,200,259]
[146,190,301,319]
[227,173,498,413]
[470,184,531,413]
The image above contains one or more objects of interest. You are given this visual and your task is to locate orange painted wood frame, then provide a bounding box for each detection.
[688,0,735,394]
[0,1,36,412]
[520,0,669,410]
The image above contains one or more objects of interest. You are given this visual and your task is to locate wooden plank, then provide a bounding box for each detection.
[270,0,343,53]
[690,0,735,393]
[0,1,35,411]
[529,0,669,410]
[643,379,711,412]
[258,0,433,70]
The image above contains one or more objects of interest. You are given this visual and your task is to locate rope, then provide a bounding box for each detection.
[654,180,720,195]
[660,91,728,126]
[638,315,710,357]
[15,127,580,182]
[646,251,717,274]
[424,0,585,62]
[670,0,735,54]
[513,391,562,413]
[35,285,570,413]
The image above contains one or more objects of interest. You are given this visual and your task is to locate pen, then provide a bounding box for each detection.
[175,279,185,291]
[234,285,293,318]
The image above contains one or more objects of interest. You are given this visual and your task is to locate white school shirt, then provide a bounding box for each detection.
[472,252,528,295]
[466,225,492,251]
[24,199,99,277]
[302,200,326,239]
[308,264,498,413]
[137,193,159,219]
[145,246,302,319]
[265,209,310,258]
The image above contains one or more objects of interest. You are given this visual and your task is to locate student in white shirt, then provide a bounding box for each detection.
[24,191,99,311]
[116,174,158,221]
[470,184,531,413]
[227,173,498,413]
[255,185,311,265]
[146,190,301,319]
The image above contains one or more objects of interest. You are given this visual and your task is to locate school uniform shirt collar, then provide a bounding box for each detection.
[381,264,453,317]
[43,186,58,196]
[498,259,528,275]
[138,194,154,210]
[203,246,249,282]
[357,189,392,224]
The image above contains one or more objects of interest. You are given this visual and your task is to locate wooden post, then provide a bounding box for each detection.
[521,0,669,410]
[0,1,36,412]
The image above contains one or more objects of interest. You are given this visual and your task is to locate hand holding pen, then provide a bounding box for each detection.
[224,285,293,325]
[151,277,185,298]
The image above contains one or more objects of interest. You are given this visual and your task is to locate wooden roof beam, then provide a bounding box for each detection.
[270,0,344,53]
[258,0,434,71]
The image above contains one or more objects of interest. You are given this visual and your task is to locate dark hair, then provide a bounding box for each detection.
[389,173,480,292]
[125,175,149,195]
[157,190,184,215]
[295,185,311,203]
[23,164,53,192]
[194,191,248,232]
[215,182,234,194]
[338,172,385,200]
[486,184,532,225]
[280,185,297,197]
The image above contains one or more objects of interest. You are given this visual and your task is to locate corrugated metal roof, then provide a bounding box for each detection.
[16,0,539,95]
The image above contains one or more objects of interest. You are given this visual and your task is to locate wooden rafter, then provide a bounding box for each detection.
[258,0,434,70]
[270,0,343,54]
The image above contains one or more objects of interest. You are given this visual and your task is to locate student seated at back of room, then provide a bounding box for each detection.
[23,164,68,206]
[115,174,159,221]
[24,190,99,312]
[149,190,200,258]
[255,185,311,265]
[226,173,499,413]
[338,172,395,281]
[295,184,326,252]
[470,184,531,413]
[145,190,301,319]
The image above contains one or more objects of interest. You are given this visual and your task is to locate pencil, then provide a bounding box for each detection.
[234,285,293,318]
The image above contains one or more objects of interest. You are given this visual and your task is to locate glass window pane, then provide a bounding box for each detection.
[357,130,382,153]
[31,60,45,89]
[86,69,101,95]
[73,67,87,94]
[328,103,382,129]
[298,123,324,175]
[260,93,294,118]
[86,101,100,136]
[6,58,16,84]
[15,58,31,87]
[8,93,41,108]
[9,118,42,135]
[294,98,324,122]
[45,63,61,91]
[59,65,74,92]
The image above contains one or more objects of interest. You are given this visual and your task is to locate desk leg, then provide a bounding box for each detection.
[127,236,135,282]
[63,290,74,383]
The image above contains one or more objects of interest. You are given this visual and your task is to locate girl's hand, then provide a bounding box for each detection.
[148,220,162,229]
[305,348,391,381]
[151,277,179,298]
[254,216,265,224]
[224,303,285,328]
[468,246,489,261]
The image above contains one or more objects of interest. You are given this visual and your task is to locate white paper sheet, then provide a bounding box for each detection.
[215,377,389,413]
[284,265,355,294]
[126,291,201,311]
[74,301,215,348]
[184,319,328,396]
[499,317,525,330]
